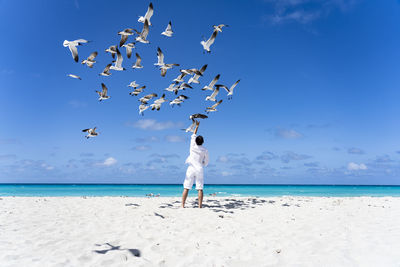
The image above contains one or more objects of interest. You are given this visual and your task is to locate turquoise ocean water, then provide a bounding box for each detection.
[1,184,400,197]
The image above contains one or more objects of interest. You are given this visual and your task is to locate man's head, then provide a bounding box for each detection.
[195,135,204,146]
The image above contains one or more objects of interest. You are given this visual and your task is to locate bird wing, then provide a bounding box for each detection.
[217,84,230,93]
[103,64,112,73]
[136,53,142,65]
[141,19,150,39]
[230,79,241,92]
[82,128,90,132]
[88,51,98,60]
[115,48,123,67]
[166,21,172,31]
[145,3,154,20]
[101,83,108,95]
[209,74,220,87]
[74,39,89,44]
[68,43,79,62]
[157,47,164,65]
[119,35,128,47]
[206,30,218,47]
[211,100,223,109]
[210,87,220,98]
[126,46,132,58]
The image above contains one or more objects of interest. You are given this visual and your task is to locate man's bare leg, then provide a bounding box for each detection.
[197,189,203,208]
[182,188,189,208]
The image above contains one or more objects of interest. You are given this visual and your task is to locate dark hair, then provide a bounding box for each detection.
[195,135,204,146]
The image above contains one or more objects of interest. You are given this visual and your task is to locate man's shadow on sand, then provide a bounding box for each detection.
[159,198,276,213]
[93,243,141,257]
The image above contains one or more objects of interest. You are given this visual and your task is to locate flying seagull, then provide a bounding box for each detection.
[81,51,98,68]
[205,86,219,102]
[99,64,112,76]
[180,68,203,76]
[173,72,187,83]
[139,93,157,104]
[139,104,149,115]
[122,42,135,58]
[110,47,125,71]
[189,113,208,120]
[63,39,89,62]
[220,79,241,99]
[160,63,179,77]
[150,94,167,110]
[82,127,99,139]
[67,74,81,80]
[213,24,229,32]
[118,28,134,47]
[138,2,154,26]
[170,95,189,107]
[105,45,117,59]
[135,19,150,44]
[132,53,143,69]
[182,120,197,132]
[129,85,146,96]
[161,21,173,37]
[202,74,220,91]
[206,100,223,113]
[188,64,207,84]
[95,83,110,101]
[200,30,218,53]
[128,81,139,88]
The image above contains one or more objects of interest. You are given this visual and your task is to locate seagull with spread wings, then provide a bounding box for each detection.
[81,51,97,68]
[200,30,218,53]
[138,2,153,26]
[150,94,168,110]
[105,45,117,59]
[213,24,229,32]
[132,53,143,69]
[99,64,112,76]
[118,28,134,47]
[206,100,223,113]
[188,64,207,84]
[139,93,157,104]
[63,39,89,62]
[122,43,135,58]
[82,127,99,139]
[161,21,173,37]
[219,79,241,99]
[202,74,220,91]
[95,83,110,101]
[110,47,125,71]
[170,95,189,107]
[205,86,220,102]
[129,86,146,96]
[135,19,150,44]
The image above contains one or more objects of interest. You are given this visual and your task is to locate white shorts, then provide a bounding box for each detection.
[183,165,204,190]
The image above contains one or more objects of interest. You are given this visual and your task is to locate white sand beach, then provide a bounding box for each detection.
[1,196,400,266]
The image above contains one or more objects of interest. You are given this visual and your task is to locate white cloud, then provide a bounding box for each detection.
[221,171,233,177]
[98,157,117,166]
[127,119,182,131]
[347,162,367,171]
[275,128,303,139]
[347,147,365,155]
[217,156,229,163]
[165,135,185,143]
[132,145,151,151]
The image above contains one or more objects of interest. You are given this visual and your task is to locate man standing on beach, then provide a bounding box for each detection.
[182,121,209,208]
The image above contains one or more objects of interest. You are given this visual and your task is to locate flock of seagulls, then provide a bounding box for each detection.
[63,2,240,139]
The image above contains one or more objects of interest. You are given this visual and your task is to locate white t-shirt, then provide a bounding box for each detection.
[185,134,209,172]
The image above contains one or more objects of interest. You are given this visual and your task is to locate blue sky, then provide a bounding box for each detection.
[1,0,400,184]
